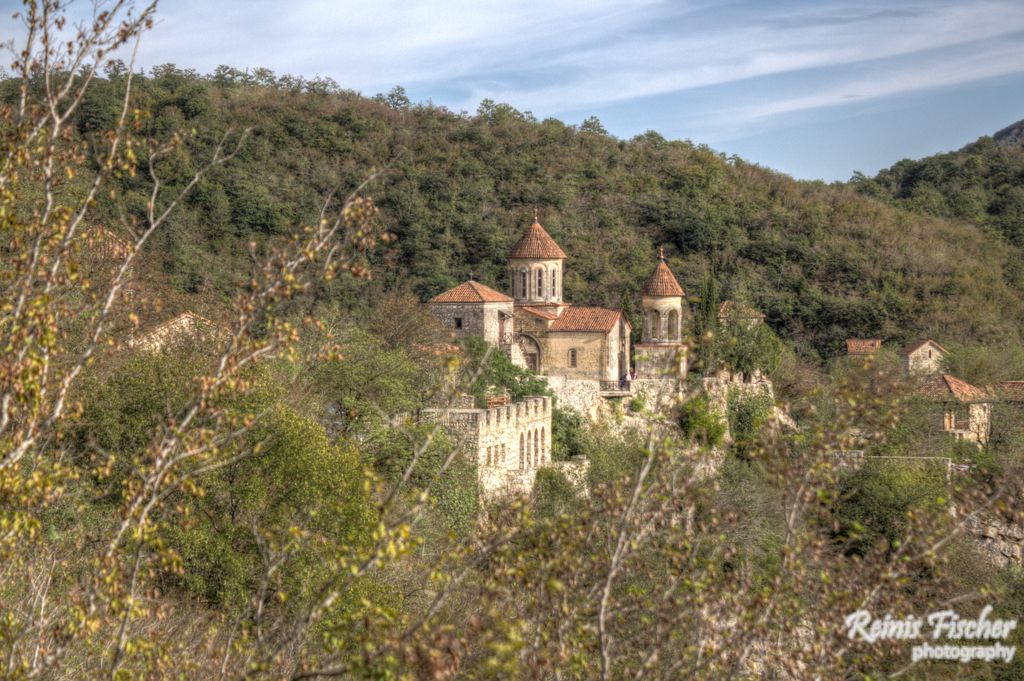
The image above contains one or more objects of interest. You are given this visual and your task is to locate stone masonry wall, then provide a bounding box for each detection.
[429,301,512,346]
[544,332,607,380]
[545,376,603,419]
[965,514,1024,566]
[422,396,552,499]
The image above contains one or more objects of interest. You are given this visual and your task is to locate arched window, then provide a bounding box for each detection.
[534,431,539,466]
[520,433,525,468]
[668,310,679,340]
[537,269,544,298]
[569,349,578,368]
[520,269,527,297]
[648,310,661,340]
[541,429,546,462]
[551,270,557,299]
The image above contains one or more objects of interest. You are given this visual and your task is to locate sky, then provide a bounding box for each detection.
[4,0,1024,181]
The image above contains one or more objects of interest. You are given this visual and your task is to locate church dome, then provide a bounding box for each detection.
[642,250,684,297]
[509,219,567,260]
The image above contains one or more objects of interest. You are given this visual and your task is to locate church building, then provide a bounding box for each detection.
[429,215,688,386]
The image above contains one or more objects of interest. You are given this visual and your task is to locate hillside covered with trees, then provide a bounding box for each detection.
[28,66,1024,360]
[7,5,1024,677]
[852,118,1024,250]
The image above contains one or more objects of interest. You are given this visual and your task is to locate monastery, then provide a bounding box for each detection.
[424,215,693,498]
[428,215,688,393]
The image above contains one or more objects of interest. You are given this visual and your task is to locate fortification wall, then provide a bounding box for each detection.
[422,396,552,499]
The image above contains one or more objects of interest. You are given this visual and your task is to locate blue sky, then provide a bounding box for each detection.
[4,0,1024,180]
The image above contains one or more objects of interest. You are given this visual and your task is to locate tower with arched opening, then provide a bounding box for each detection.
[635,247,688,380]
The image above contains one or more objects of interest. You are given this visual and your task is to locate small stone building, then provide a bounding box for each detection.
[427,280,514,346]
[428,216,632,383]
[919,374,991,445]
[902,339,947,375]
[421,396,552,498]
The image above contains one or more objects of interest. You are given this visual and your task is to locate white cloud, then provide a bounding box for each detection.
[458,0,1024,113]
[725,40,1024,122]
[4,0,1022,134]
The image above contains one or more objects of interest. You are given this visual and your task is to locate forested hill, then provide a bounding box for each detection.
[852,119,1024,249]
[25,67,1024,359]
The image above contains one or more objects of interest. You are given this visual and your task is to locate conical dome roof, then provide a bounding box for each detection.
[642,249,684,297]
[509,219,567,260]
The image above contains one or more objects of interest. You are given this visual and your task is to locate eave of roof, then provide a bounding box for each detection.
[903,339,949,356]
[519,305,559,320]
[920,374,990,403]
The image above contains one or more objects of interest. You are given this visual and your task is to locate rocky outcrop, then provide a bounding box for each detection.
[965,514,1024,566]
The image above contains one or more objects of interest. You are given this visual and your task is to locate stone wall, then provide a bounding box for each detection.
[428,301,513,346]
[509,258,564,304]
[634,344,687,380]
[904,344,944,375]
[966,514,1024,566]
[551,457,591,496]
[700,370,795,442]
[544,331,608,380]
[631,377,682,413]
[421,396,552,499]
[546,376,603,419]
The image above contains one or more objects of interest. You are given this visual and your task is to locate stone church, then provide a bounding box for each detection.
[428,215,688,385]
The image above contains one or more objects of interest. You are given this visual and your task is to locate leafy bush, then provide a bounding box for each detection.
[834,459,948,556]
[677,395,726,448]
[533,468,577,518]
[461,336,551,406]
[551,407,586,461]
[726,388,774,455]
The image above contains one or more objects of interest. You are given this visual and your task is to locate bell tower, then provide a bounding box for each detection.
[508,211,567,307]
[636,247,688,379]
[641,247,685,342]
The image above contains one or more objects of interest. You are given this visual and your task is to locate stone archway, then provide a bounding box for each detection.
[516,333,542,373]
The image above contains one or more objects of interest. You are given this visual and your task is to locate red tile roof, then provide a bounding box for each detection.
[846,339,882,355]
[642,258,684,297]
[429,280,513,304]
[903,339,949,356]
[549,306,625,333]
[520,305,559,320]
[509,220,567,260]
[920,374,990,403]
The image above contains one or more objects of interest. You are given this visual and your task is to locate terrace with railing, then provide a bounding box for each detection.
[599,380,632,396]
